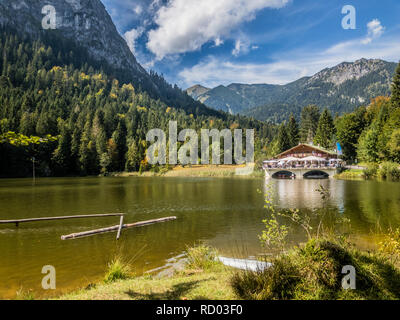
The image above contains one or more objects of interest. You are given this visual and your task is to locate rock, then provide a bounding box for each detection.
[0,0,146,77]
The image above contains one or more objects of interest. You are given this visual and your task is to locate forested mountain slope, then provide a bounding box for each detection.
[0,31,275,177]
[0,0,224,117]
[187,59,397,122]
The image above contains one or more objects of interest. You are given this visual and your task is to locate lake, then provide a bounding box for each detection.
[0,176,400,299]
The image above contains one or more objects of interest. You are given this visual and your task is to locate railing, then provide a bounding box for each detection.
[263,164,340,170]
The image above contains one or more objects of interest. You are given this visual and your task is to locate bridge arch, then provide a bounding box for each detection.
[272,170,296,179]
[303,170,329,179]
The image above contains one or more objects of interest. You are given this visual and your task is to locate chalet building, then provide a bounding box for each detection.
[263,143,342,172]
[274,144,338,160]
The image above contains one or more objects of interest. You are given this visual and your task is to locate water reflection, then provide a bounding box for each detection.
[264,177,400,234]
[265,178,345,210]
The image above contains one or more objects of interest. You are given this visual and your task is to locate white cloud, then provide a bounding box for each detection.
[134,5,143,15]
[179,56,302,87]
[362,19,385,44]
[232,40,249,56]
[214,38,224,47]
[124,27,144,55]
[178,32,400,88]
[146,0,290,60]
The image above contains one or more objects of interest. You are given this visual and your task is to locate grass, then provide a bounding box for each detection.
[336,162,400,181]
[231,238,400,300]
[15,288,35,300]
[104,256,132,284]
[56,240,400,300]
[164,165,245,177]
[60,270,236,300]
[185,245,221,271]
[115,165,264,178]
[57,245,236,300]
[335,169,365,180]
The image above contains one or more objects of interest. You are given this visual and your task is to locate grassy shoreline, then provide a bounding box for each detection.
[335,169,365,180]
[59,267,236,300]
[335,162,400,181]
[53,239,400,300]
[113,165,264,178]
[57,246,237,300]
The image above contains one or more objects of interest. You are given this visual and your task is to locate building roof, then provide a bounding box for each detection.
[274,144,337,159]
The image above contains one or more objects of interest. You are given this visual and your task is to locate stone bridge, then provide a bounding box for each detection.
[264,167,338,179]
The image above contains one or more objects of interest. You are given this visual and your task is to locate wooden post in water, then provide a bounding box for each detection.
[32,156,35,184]
[61,216,177,240]
[116,215,124,240]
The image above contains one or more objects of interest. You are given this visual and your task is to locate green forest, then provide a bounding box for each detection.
[268,61,400,178]
[0,30,275,178]
[0,26,399,179]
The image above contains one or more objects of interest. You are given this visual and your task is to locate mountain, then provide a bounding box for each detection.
[0,0,145,76]
[0,0,276,178]
[187,59,398,122]
[186,84,210,100]
[0,0,223,117]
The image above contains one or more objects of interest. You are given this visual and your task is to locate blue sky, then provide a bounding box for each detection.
[101,0,400,89]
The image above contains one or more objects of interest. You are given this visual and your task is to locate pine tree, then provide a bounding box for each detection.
[111,121,127,171]
[52,123,72,175]
[388,128,400,163]
[276,123,291,154]
[357,123,380,163]
[99,152,111,174]
[391,62,400,108]
[125,139,140,172]
[79,120,97,174]
[106,138,118,172]
[19,112,36,136]
[300,105,320,143]
[314,109,335,149]
[335,107,368,161]
[287,114,299,148]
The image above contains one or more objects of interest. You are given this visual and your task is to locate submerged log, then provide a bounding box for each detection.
[61,216,177,240]
[0,213,125,227]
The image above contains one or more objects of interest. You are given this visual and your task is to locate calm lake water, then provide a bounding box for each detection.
[0,176,400,299]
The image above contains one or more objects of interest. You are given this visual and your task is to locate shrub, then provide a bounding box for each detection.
[231,238,400,300]
[185,244,219,271]
[158,166,171,175]
[379,228,400,263]
[378,162,400,180]
[231,257,300,300]
[363,163,379,179]
[104,257,132,283]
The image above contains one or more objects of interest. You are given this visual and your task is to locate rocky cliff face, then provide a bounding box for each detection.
[0,0,146,76]
[0,0,225,119]
[186,84,210,100]
[308,58,393,86]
